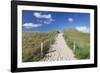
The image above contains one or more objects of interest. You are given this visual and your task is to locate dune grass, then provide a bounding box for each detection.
[22,31,57,62]
[63,29,90,59]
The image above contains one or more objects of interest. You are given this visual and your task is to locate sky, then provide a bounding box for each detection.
[22,10,90,33]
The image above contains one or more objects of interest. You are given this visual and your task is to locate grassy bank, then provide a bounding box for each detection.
[63,29,90,59]
[22,31,58,62]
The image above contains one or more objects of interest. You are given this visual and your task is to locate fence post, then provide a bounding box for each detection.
[50,38,52,45]
[73,41,76,51]
[41,42,43,55]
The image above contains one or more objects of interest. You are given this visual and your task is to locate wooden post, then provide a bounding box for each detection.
[50,39,51,45]
[41,42,43,55]
[73,41,75,51]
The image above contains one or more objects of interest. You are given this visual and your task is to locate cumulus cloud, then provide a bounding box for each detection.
[68,18,73,22]
[33,12,52,19]
[75,26,90,33]
[44,19,55,24]
[43,21,50,24]
[23,23,42,28]
[37,19,53,24]
[33,12,55,24]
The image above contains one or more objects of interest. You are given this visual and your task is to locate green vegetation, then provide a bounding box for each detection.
[63,29,90,59]
[22,31,58,62]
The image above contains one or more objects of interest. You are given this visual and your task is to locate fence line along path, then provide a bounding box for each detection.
[41,32,76,61]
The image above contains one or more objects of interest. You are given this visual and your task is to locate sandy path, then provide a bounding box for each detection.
[41,33,76,61]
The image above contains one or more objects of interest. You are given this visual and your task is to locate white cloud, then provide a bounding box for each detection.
[23,23,42,28]
[75,26,90,33]
[49,18,55,22]
[33,12,55,24]
[33,12,52,19]
[37,19,51,24]
[68,18,73,22]
[43,21,50,24]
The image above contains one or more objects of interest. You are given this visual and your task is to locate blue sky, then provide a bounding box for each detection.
[22,10,90,32]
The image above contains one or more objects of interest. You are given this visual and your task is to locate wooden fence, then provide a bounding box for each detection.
[40,37,55,56]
